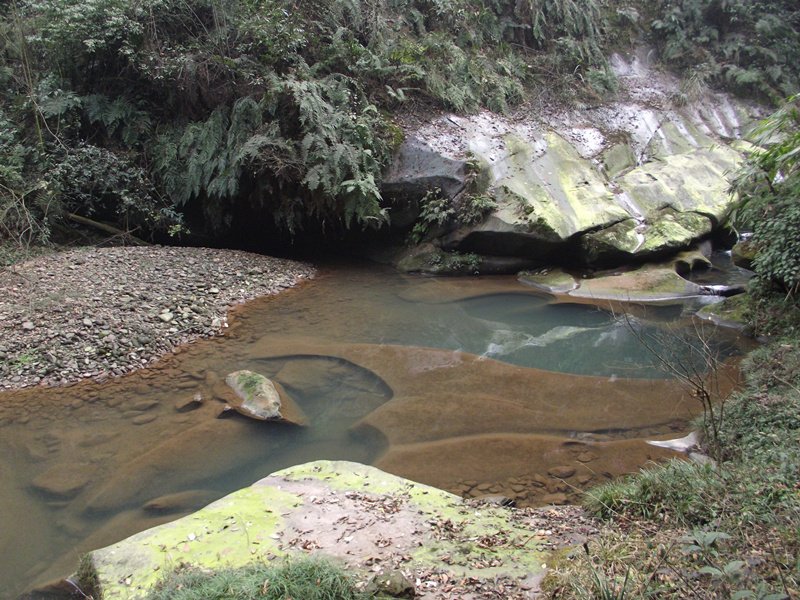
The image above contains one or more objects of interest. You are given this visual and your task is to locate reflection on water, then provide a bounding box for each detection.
[0,261,749,597]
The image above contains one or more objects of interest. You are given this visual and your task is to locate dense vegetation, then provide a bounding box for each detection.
[0,0,614,247]
[732,95,800,297]
[649,0,800,103]
[1,0,797,249]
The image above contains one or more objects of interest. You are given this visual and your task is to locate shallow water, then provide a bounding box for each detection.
[0,262,748,597]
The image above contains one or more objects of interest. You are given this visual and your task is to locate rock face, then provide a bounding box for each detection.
[383,50,762,271]
[74,461,548,600]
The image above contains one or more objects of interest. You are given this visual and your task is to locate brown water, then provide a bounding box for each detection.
[0,262,747,597]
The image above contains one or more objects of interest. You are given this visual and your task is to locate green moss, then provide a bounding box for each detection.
[238,372,263,396]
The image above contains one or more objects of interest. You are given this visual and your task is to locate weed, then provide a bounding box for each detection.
[145,558,367,600]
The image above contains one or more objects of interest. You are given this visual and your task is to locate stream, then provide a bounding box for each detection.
[0,260,750,598]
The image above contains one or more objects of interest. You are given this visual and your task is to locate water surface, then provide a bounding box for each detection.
[0,261,747,597]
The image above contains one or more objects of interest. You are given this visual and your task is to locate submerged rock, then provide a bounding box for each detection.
[31,464,94,499]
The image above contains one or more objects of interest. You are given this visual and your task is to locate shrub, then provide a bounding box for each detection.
[731,95,800,296]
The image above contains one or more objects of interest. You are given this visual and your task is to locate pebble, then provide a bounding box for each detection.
[132,414,158,425]
[0,247,315,391]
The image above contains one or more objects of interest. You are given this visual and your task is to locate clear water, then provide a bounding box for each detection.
[0,261,748,597]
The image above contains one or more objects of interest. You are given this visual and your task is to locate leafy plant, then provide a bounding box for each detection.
[650,0,800,101]
[731,95,800,297]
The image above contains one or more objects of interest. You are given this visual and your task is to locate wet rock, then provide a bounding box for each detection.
[133,400,159,411]
[576,450,599,463]
[225,370,309,425]
[215,404,236,418]
[204,370,219,387]
[31,464,94,498]
[175,394,203,412]
[731,238,756,270]
[132,414,157,425]
[143,489,220,514]
[225,370,282,420]
[541,493,569,505]
[548,466,576,479]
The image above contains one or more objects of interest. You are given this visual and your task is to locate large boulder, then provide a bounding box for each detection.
[382,50,762,269]
[72,461,549,600]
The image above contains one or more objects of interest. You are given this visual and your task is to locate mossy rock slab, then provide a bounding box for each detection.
[616,146,740,224]
[567,263,704,303]
[581,210,713,266]
[467,132,628,244]
[696,295,750,330]
[518,269,579,293]
[601,142,638,178]
[75,461,547,599]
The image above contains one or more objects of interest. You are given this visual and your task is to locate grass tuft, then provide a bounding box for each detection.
[146,558,368,600]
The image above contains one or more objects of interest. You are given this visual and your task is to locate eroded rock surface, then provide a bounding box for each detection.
[384,50,762,271]
[75,461,575,600]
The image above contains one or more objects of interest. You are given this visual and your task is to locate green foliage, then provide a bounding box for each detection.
[154,75,390,233]
[585,459,727,525]
[146,558,367,600]
[731,95,800,296]
[0,0,616,239]
[650,0,800,100]
[50,144,184,236]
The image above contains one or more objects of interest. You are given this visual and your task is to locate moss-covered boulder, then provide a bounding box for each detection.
[731,238,757,270]
[73,461,548,599]
[581,209,714,266]
[224,370,308,425]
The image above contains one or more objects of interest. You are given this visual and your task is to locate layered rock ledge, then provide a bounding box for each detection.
[0,246,315,391]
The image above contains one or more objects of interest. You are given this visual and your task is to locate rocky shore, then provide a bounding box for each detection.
[0,246,315,391]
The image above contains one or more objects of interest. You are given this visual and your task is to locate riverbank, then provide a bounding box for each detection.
[0,246,315,391]
[543,329,800,599]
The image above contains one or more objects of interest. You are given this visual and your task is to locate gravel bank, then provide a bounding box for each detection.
[0,246,315,390]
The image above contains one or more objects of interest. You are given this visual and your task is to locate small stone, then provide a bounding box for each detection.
[22,321,35,330]
[31,465,94,498]
[548,466,576,479]
[541,493,569,505]
[132,414,157,425]
[83,318,93,327]
[132,400,159,411]
[158,312,174,323]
